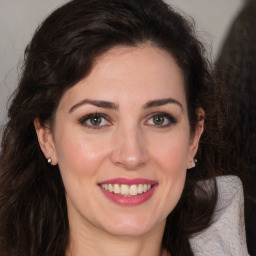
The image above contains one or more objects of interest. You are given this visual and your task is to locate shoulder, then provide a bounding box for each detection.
[189,175,249,256]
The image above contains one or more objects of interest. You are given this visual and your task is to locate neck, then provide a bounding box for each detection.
[67,218,166,256]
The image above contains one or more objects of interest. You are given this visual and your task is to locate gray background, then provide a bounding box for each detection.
[0,0,244,127]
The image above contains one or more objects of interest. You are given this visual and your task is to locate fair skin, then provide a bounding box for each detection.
[35,44,204,256]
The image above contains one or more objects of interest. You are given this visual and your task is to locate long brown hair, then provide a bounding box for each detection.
[0,0,218,255]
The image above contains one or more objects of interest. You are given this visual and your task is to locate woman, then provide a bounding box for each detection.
[0,0,241,255]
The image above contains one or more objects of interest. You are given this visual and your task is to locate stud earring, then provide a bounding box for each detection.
[192,158,198,167]
[47,157,52,164]
[189,158,197,168]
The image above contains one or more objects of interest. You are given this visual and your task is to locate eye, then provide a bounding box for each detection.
[79,113,110,129]
[89,115,103,126]
[152,115,165,125]
[145,112,177,128]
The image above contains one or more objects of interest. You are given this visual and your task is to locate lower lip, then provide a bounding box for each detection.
[99,185,157,206]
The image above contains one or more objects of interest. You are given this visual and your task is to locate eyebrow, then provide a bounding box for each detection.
[143,98,183,110]
[69,97,183,113]
[69,99,119,113]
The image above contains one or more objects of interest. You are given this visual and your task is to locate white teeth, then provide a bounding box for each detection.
[121,184,129,195]
[130,185,138,196]
[101,183,153,196]
[113,184,120,194]
[138,184,143,194]
[108,184,114,192]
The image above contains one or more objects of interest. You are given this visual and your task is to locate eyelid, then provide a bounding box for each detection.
[78,113,112,129]
[144,112,178,127]
[78,111,178,130]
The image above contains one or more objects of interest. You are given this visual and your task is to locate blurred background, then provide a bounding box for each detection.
[0,0,244,126]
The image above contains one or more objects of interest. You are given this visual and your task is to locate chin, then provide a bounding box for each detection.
[101,214,164,237]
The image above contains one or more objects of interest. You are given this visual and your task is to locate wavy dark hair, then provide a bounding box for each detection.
[214,1,256,254]
[0,0,218,255]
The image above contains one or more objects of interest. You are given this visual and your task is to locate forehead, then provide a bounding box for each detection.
[59,44,187,110]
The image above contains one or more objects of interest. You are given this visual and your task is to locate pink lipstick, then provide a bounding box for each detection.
[98,178,158,206]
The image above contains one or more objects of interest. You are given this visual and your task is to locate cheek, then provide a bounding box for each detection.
[54,133,111,209]
[151,132,190,173]
[157,140,188,193]
[54,129,110,178]
[150,132,189,213]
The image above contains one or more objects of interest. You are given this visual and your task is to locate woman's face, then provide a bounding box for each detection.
[37,44,202,238]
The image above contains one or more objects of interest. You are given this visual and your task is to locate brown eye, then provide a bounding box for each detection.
[145,112,178,128]
[89,116,102,126]
[153,115,165,125]
[79,113,110,129]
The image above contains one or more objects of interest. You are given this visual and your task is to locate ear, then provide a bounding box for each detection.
[187,108,204,169]
[34,119,58,165]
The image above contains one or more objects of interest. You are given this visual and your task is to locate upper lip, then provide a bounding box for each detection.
[98,178,158,185]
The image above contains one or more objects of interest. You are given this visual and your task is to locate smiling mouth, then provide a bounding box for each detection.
[100,183,152,197]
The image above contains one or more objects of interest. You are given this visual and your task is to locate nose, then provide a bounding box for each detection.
[110,125,149,170]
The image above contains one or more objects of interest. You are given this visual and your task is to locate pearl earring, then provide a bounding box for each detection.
[47,158,52,164]
[192,158,197,167]
[189,158,197,168]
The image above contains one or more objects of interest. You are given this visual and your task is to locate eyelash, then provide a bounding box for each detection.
[79,113,111,129]
[78,112,178,129]
[144,112,178,128]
